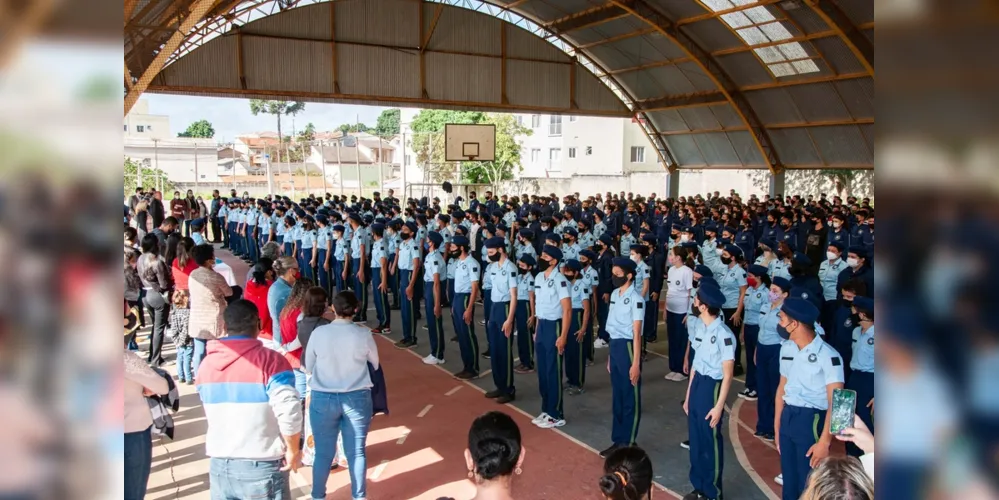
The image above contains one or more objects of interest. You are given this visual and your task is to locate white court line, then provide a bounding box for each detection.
[446,386,463,396]
[397,432,410,445]
[371,460,390,480]
[730,399,781,500]
[417,404,434,418]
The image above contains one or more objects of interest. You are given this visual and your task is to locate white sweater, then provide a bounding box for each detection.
[124,350,169,433]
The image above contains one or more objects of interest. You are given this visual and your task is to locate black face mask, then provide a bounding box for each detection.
[690,304,702,317]
[565,273,576,281]
[777,322,793,341]
[488,253,501,263]
[611,276,629,289]
[450,250,461,258]
[671,233,679,240]
[721,256,733,265]
[400,232,412,240]
[850,313,862,325]
[518,267,530,275]
[789,264,806,276]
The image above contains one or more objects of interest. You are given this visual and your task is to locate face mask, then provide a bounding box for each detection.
[612,276,628,289]
[541,225,550,231]
[450,250,461,258]
[777,322,793,341]
[850,313,862,325]
[846,257,860,268]
[747,276,758,288]
[488,253,501,263]
[827,251,839,261]
[680,235,690,243]
[721,256,733,265]
[716,248,724,256]
[690,304,702,317]
[768,290,783,302]
[518,267,530,275]
[565,273,576,281]
[832,221,842,229]
[671,233,680,240]
[631,255,642,264]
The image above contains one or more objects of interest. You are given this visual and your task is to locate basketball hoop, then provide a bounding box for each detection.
[446,124,496,163]
[462,142,479,162]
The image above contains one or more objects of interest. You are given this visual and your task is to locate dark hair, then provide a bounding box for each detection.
[281,278,314,320]
[252,259,274,285]
[224,300,260,337]
[175,237,196,268]
[304,287,329,318]
[164,233,182,264]
[332,291,359,318]
[140,233,160,255]
[192,244,215,266]
[756,272,772,289]
[163,216,179,227]
[124,226,138,242]
[468,411,521,481]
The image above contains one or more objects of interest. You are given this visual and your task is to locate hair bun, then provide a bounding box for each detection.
[599,473,623,496]
[474,438,514,480]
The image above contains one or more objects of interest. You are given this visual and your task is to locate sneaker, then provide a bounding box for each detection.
[537,416,566,429]
[532,412,550,425]
[370,327,385,334]
[599,444,620,459]
[514,365,535,374]
[567,386,586,396]
[594,339,609,349]
[422,325,429,330]
[394,340,410,349]
[760,433,775,442]
[450,336,458,342]
[455,371,477,380]
[381,327,392,335]
[405,339,418,349]
[682,492,705,500]
[774,474,783,486]
[422,355,439,365]
[739,389,758,401]
[482,350,491,359]
[485,390,503,399]
[734,364,745,377]
[680,440,690,450]
[496,394,515,404]
[646,337,658,344]
[478,320,486,327]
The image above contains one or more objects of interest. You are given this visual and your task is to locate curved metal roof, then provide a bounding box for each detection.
[125,0,874,172]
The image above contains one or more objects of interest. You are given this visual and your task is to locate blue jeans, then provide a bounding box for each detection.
[295,369,308,400]
[193,338,208,379]
[124,426,152,500]
[176,344,194,382]
[209,458,290,500]
[310,390,373,500]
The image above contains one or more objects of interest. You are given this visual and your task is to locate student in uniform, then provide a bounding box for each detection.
[618,222,637,257]
[755,276,790,441]
[837,246,874,299]
[300,216,318,282]
[641,235,664,346]
[845,296,874,458]
[347,213,368,323]
[738,265,770,401]
[530,245,572,430]
[594,234,616,350]
[682,285,736,500]
[420,231,446,365]
[316,215,333,297]
[282,215,296,258]
[484,237,519,404]
[579,249,600,364]
[718,244,748,376]
[774,298,845,500]
[598,258,645,460]
[387,219,402,310]
[332,224,348,293]
[664,247,694,381]
[396,222,421,347]
[562,259,591,396]
[561,228,582,261]
[450,235,481,380]
[514,255,537,374]
[369,223,391,335]
[817,241,848,332]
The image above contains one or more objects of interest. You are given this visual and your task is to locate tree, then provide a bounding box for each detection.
[409,110,529,184]
[249,100,306,163]
[124,157,173,195]
[374,109,401,136]
[463,113,531,184]
[338,123,370,134]
[819,169,855,198]
[178,119,215,138]
[298,122,317,142]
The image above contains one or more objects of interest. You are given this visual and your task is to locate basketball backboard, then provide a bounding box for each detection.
[445,124,496,162]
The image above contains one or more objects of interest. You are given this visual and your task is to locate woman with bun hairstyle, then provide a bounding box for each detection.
[600,446,654,500]
[464,411,526,500]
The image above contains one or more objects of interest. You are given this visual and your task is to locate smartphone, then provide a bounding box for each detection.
[829,388,858,435]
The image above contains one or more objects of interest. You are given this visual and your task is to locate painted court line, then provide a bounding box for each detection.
[445,386,463,396]
[397,432,410,445]
[371,460,390,480]
[417,404,434,418]
[729,399,780,500]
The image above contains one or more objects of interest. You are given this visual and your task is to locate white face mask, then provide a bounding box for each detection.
[832,221,842,229]
[716,248,724,256]
[631,255,642,264]
[827,251,839,262]
[846,257,860,268]
[680,235,690,243]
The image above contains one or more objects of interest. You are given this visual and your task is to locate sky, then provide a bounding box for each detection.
[143,94,390,142]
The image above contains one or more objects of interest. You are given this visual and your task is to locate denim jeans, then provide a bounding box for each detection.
[295,369,308,400]
[123,426,152,500]
[310,389,373,500]
[176,344,193,382]
[193,338,208,379]
[209,458,291,500]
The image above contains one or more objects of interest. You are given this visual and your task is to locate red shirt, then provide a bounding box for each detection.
[171,258,199,290]
[244,280,274,339]
[279,307,303,369]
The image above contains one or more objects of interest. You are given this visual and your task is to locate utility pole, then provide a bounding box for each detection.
[401,131,407,201]
[194,141,199,192]
[153,138,161,192]
[336,139,344,196]
[378,135,385,194]
[303,139,310,196]
[232,142,239,193]
[319,140,328,193]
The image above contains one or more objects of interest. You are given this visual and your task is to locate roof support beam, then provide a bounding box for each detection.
[577,28,656,49]
[804,0,874,77]
[636,91,727,112]
[500,22,509,104]
[125,0,220,116]
[547,3,628,32]
[659,117,874,135]
[236,29,247,90]
[611,0,784,173]
[676,0,783,26]
[124,61,134,91]
[330,1,339,93]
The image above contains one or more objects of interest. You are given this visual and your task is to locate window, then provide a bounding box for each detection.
[585,146,593,156]
[146,125,152,131]
[200,174,206,179]
[549,148,561,161]
[569,116,578,123]
[568,147,577,159]
[136,125,145,133]
[516,116,524,126]
[530,149,541,163]
[531,115,541,128]
[405,154,412,166]
[123,124,127,132]
[703,0,820,77]
[630,146,646,163]
[549,116,562,136]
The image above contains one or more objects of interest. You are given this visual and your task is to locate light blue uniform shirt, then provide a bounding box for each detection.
[758,301,784,346]
[276,218,287,238]
[567,277,590,310]
[619,234,637,256]
[342,224,353,245]
[515,242,536,261]
[701,239,719,268]
[718,264,748,309]
[742,284,768,326]
[769,259,791,281]
[578,232,595,250]
[482,262,494,291]
[397,240,419,271]
[246,209,257,226]
[257,213,269,232]
[606,285,644,340]
[370,238,387,268]
[489,259,519,303]
[561,243,581,261]
[818,258,848,301]
[517,271,534,302]
[219,205,229,218]
[350,227,366,259]
[851,325,875,373]
[584,266,599,292]
[446,257,457,279]
[534,269,570,321]
[423,250,445,282]
[593,222,607,241]
[635,260,650,301]
[453,256,480,294]
[316,226,330,250]
[387,233,400,256]
[691,318,737,380]
[779,335,845,410]
[333,232,347,261]
[300,229,316,249]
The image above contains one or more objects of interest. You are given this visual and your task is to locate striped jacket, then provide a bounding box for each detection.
[196,337,303,460]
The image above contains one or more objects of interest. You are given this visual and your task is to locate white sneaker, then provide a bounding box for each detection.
[665,372,679,381]
[594,339,609,349]
[537,416,566,429]
[423,355,439,365]
[774,474,783,486]
[532,412,550,425]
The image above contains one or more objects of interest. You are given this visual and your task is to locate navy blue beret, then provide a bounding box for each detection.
[542,245,563,262]
[698,277,720,290]
[580,249,597,261]
[332,224,345,232]
[723,244,742,257]
[848,245,867,259]
[792,252,812,266]
[563,259,582,272]
[519,229,535,239]
[760,238,777,249]
[347,213,361,223]
[563,228,578,237]
[694,264,714,278]
[748,264,769,277]
[484,237,506,249]
[612,257,637,274]
[427,231,444,247]
[316,215,329,225]
[452,235,470,246]
[781,297,819,325]
[698,285,726,309]
[773,276,792,291]
[599,234,614,246]
[370,223,385,232]
[853,296,874,313]
[404,221,418,234]
[828,240,846,252]
[519,254,537,267]
[642,234,658,244]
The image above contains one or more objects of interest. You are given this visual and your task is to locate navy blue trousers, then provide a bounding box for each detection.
[487,301,515,397]
[247,230,258,261]
[388,254,399,307]
[846,370,874,457]
[446,278,455,307]
[756,343,781,435]
[688,372,724,500]
[515,301,534,369]
[424,280,445,359]
[372,268,389,327]
[283,241,294,258]
[299,247,315,281]
[535,319,564,420]
[351,256,366,316]
[667,311,687,374]
[610,339,641,446]
[597,299,610,342]
[452,293,479,375]
[565,309,587,389]
[399,270,416,342]
[643,298,659,342]
[317,249,331,296]
[743,324,760,392]
[779,405,826,500]
[334,259,347,293]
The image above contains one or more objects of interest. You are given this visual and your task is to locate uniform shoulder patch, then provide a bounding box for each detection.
[561,281,568,288]
[831,356,842,366]
[724,337,733,346]
[636,301,643,309]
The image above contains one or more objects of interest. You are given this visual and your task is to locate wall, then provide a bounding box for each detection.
[124,138,219,183]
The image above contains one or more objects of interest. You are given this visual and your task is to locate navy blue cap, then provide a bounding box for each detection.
[389,218,403,228]
[519,229,535,239]
[580,249,597,261]
[519,254,536,267]
[853,296,874,313]
[828,240,846,252]
[672,223,685,232]
[563,228,578,237]
[698,277,720,290]
[748,264,768,277]
[563,259,582,272]
[792,252,812,266]
[612,257,637,274]
[780,298,819,325]
[347,213,361,223]
[642,234,658,244]
[371,223,385,232]
[848,245,867,259]
[542,245,563,261]
[404,221,418,234]
[427,231,444,247]
[484,237,506,249]
[599,234,613,246]
[773,276,792,291]
[332,224,345,232]
[723,244,742,257]
[760,238,777,249]
[694,264,714,278]
[316,214,329,225]
[697,285,726,309]
[452,235,470,247]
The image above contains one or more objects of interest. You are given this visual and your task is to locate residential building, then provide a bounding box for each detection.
[125,137,220,184]
[123,99,171,140]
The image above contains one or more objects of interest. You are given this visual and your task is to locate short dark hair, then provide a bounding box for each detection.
[192,244,215,266]
[163,216,179,227]
[224,300,260,337]
[304,287,328,317]
[140,234,159,255]
[331,291,359,318]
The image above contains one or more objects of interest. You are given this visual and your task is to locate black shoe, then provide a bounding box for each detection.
[682,491,704,500]
[599,444,621,459]
[405,339,418,349]
[646,337,658,344]
[496,394,515,404]
[455,371,476,380]
[482,350,491,359]
[394,340,410,349]
[755,432,775,442]
[451,336,459,342]
[485,390,503,399]
[734,364,745,377]
[680,440,690,450]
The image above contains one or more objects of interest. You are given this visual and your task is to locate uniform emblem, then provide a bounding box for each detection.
[756,293,762,299]
[867,337,874,346]
[802,292,809,299]
[845,319,853,327]
[675,280,681,286]
[548,280,555,287]
[462,265,467,270]
[502,271,507,276]
[711,336,717,344]
[808,353,818,363]
[624,298,631,305]
[742,272,747,279]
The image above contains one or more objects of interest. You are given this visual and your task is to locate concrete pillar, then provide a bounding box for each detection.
[769,170,786,199]
[666,169,680,199]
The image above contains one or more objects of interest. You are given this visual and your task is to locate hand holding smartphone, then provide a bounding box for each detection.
[829,388,858,435]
